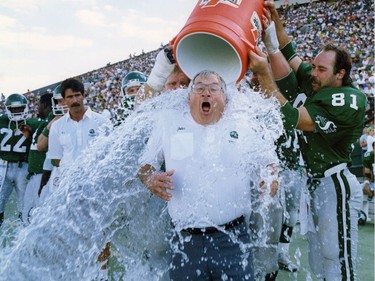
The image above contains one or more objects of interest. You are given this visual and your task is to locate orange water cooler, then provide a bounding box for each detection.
[173,0,264,84]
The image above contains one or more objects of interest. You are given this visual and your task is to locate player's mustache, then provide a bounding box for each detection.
[71,103,81,107]
[310,76,320,85]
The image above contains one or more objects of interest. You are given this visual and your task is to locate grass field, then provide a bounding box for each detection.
[277,222,374,281]
[2,191,375,280]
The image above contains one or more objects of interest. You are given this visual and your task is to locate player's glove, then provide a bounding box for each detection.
[146,48,176,92]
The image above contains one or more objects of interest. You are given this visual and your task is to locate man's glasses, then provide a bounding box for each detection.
[191,83,223,95]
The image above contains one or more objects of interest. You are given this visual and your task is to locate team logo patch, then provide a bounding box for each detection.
[88,129,96,137]
[53,177,60,187]
[250,11,262,45]
[315,115,337,134]
[230,131,238,139]
[200,0,242,8]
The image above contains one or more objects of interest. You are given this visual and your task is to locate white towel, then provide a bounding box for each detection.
[299,186,316,235]
[0,159,8,194]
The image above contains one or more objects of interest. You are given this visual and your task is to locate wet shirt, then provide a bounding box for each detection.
[140,109,278,229]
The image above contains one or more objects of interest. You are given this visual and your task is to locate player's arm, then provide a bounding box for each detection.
[135,45,175,105]
[38,116,62,152]
[248,48,315,132]
[264,1,302,73]
[37,130,49,152]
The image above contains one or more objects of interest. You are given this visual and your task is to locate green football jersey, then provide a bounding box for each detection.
[296,63,367,177]
[28,112,56,174]
[0,114,40,162]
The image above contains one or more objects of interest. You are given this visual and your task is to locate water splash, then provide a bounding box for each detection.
[0,86,283,280]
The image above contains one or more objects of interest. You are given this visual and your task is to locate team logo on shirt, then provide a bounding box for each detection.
[315,115,337,134]
[53,177,60,187]
[177,127,186,132]
[88,129,97,137]
[230,131,238,139]
[200,0,242,8]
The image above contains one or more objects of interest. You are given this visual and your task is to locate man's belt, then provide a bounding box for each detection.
[181,216,245,235]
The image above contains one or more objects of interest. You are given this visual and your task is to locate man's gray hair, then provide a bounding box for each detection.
[190,70,227,93]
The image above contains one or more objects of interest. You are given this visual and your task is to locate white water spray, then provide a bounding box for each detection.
[0,86,283,281]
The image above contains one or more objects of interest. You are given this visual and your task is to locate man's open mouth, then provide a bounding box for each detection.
[202,101,211,113]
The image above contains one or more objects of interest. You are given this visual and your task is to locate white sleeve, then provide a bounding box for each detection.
[47,121,63,161]
[43,157,54,171]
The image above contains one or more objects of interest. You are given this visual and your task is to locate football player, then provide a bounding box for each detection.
[249,2,367,279]
[121,71,147,113]
[37,84,68,197]
[0,93,39,226]
[114,71,147,126]
[22,92,53,223]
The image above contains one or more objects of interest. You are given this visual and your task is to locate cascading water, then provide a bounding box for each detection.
[0,85,284,281]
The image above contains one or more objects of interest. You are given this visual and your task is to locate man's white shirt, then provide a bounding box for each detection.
[48,107,111,167]
[140,109,278,229]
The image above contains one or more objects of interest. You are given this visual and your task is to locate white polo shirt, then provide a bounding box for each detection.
[140,109,278,229]
[48,107,111,167]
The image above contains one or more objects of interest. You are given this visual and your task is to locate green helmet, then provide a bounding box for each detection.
[52,84,68,115]
[5,93,29,121]
[121,71,147,96]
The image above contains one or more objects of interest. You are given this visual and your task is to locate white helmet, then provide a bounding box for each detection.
[51,84,69,115]
[5,93,29,122]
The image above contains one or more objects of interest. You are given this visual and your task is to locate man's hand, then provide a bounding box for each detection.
[248,48,270,76]
[363,181,374,197]
[138,164,175,201]
[20,124,32,139]
[264,0,278,21]
[145,169,175,201]
[259,179,279,197]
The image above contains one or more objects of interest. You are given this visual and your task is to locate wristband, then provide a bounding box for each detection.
[280,41,297,62]
[147,48,175,92]
[42,127,49,137]
[280,102,299,131]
